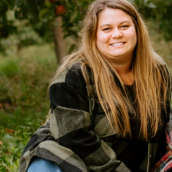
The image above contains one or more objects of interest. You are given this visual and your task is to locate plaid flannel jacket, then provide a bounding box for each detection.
[151,111,172,172]
[19,62,171,172]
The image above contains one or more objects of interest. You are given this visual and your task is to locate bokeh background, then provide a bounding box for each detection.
[0,0,172,171]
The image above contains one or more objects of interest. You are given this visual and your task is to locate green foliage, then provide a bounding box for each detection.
[0,44,56,105]
[0,0,171,54]
[0,59,19,78]
[0,109,45,172]
[0,0,51,54]
[0,44,57,171]
[130,0,172,41]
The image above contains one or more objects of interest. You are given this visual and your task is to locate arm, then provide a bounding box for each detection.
[49,64,131,172]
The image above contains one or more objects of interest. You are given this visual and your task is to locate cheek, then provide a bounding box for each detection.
[96,33,107,54]
[97,31,108,44]
[127,29,137,44]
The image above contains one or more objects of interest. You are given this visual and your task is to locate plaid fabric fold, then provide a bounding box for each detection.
[151,150,172,172]
[152,110,172,172]
[166,123,172,150]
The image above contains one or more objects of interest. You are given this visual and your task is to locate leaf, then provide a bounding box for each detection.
[44,1,51,7]
[147,3,156,8]
[0,141,3,146]
[5,129,15,134]
[39,8,49,18]
[15,0,22,6]
[68,44,76,54]
[2,161,12,172]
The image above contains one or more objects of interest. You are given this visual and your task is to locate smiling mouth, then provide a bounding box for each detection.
[110,42,126,46]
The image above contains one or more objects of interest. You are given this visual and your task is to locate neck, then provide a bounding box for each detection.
[112,62,132,75]
[112,61,134,85]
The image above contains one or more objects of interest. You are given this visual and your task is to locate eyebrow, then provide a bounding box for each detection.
[100,21,131,28]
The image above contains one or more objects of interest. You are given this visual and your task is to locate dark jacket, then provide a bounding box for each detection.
[19,62,171,172]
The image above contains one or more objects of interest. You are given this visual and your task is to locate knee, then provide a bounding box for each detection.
[27,157,60,172]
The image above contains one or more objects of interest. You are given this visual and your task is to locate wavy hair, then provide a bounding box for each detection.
[50,0,170,140]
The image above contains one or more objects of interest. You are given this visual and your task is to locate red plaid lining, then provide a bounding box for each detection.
[151,124,172,172]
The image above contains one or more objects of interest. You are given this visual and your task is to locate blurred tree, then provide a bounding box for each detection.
[0,0,95,62]
[0,0,171,62]
[130,0,172,41]
[53,17,66,63]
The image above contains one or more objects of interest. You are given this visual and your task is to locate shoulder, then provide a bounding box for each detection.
[50,61,88,95]
[154,61,171,82]
[49,61,91,112]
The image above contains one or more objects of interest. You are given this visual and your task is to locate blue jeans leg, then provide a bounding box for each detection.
[27,157,63,172]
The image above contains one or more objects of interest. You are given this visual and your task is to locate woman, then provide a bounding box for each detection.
[19,0,171,172]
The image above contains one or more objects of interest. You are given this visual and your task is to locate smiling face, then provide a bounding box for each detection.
[96,8,137,65]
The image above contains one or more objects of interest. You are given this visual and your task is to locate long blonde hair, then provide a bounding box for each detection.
[50,0,170,140]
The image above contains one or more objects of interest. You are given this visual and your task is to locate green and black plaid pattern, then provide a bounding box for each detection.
[19,62,171,172]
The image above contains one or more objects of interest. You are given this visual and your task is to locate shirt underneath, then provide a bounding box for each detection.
[114,84,166,172]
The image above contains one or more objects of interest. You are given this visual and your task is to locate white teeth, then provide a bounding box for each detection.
[112,42,124,45]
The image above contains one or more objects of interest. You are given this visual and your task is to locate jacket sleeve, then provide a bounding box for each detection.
[49,65,131,172]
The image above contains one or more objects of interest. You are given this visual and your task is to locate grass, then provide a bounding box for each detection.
[0,28,172,171]
[0,44,57,171]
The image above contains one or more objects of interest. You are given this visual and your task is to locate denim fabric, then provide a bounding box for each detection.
[27,158,63,172]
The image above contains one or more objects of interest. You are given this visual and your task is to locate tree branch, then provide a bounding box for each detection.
[72,0,84,15]
[2,0,10,7]
[2,161,12,172]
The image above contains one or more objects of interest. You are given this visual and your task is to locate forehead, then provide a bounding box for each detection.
[97,8,133,26]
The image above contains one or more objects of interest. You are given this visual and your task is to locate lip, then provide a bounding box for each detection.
[110,42,126,46]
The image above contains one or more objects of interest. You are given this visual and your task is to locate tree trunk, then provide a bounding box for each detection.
[53,17,66,64]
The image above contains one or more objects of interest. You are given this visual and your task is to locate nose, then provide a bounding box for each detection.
[112,28,123,38]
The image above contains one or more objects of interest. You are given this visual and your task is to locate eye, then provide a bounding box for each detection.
[103,28,111,31]
[120,25,129,29]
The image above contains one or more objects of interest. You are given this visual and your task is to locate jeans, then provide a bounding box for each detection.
[27,157,63,172]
